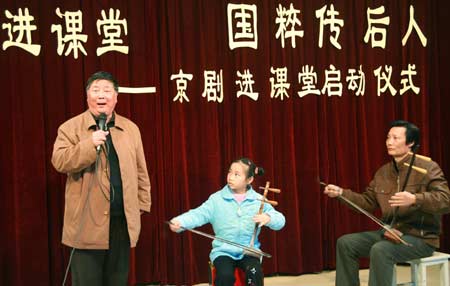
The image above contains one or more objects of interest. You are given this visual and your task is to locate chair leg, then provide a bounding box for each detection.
[209,261,214,286]
[440,261,449,286]
[392,265,397,286]
[410,263,418,286]
[417,263,426,286]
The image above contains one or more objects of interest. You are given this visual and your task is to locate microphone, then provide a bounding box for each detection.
[96,113,107,154]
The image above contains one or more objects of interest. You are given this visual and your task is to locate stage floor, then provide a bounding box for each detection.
[193,264,446,286]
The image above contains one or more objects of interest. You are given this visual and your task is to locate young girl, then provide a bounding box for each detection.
[169,158,285,286]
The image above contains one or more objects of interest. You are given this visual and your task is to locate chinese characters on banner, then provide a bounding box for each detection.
[1,3,427,100]
[2,7,128,58]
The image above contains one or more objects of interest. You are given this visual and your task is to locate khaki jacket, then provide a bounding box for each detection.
[52,110,151,249]
[341,154,450,248]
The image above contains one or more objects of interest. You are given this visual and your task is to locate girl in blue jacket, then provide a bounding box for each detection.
[169,158,285,286]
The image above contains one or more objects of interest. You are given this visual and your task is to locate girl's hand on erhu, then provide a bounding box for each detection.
[253,213,271,227]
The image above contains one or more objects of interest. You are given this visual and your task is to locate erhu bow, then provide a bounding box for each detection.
[165,221,272,258]
[320,180,413,247]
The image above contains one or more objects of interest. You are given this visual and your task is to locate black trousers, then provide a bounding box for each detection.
[213,255,263,286]
[71,216,130,286]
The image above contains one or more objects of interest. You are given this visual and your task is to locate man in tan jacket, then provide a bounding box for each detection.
[324,120,450,286]
[52,71,151,286]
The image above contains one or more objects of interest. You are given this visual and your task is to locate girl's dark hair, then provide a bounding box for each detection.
[233,157,265,178]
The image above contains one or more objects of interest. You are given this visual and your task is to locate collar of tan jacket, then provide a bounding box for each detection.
[390,153,415,173]
[82,110,125,131]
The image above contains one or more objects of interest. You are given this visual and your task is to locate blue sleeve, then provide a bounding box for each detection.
[262,203,285,230]
[175,195,215,230]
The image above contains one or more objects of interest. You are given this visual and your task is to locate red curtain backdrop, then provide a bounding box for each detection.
[1,0,450,285]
